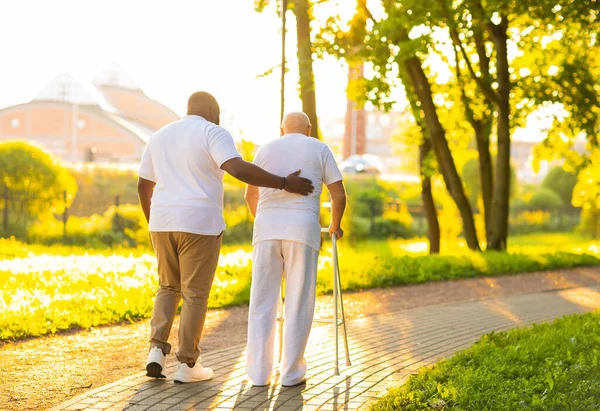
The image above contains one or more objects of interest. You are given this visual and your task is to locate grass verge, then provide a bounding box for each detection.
[1,233,599,340]
[370,312,600,411]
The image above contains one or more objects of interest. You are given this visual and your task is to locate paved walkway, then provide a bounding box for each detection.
[54,284,600,411]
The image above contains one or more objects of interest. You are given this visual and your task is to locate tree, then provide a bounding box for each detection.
[463,157,517,210]
[402,51,481,251]
[376,0,599,251]
[0,141,77,218]
[528,2,600,219]
[291,0,320,138]
[443,2,495,246]
[445,0,600,249]
[403,76,441,253]
[417,130,441,254]
[255,0,320,138]
[316,1,442,253]
[361,2,481,250]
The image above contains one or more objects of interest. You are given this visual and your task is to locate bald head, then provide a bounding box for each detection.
[281,111,312,136]
[187,91,220,125]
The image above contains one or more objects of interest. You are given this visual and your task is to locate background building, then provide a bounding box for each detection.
[0,68,179,164]
[321,109,411,173]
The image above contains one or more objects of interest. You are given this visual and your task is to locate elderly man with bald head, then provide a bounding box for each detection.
[244,111,347,387]
[138,93,314,384]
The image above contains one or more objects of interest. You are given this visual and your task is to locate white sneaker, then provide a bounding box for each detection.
[146,347,166,379]
[173,362,214,384]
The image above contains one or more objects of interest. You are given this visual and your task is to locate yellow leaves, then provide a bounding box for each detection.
[572,148,600,209]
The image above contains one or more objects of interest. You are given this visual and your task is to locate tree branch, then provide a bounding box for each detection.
[453,46,479,128]
[473,30,490,78]
[453,29,499,105]
[441,0,500,106]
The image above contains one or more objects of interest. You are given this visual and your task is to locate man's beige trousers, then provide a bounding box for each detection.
[149,231,222,364]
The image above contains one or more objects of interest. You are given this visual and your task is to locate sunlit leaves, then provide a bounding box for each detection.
[0,141,77,217]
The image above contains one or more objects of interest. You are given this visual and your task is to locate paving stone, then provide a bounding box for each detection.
[52,285,600,410]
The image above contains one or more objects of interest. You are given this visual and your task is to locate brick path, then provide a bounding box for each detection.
[53,285,600,411]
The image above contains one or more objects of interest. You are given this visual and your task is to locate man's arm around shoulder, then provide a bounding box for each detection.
[221,157,314,196]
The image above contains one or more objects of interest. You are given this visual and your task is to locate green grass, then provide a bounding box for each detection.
[370,312,600,411]
[1,233,599,341]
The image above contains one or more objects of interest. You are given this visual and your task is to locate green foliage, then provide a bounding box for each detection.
[0,140,77,217]
[579,208,600,239]
[2,233,599,340]
[28,203,255,248]
[461,158,481,207]
[29,204,151,248]
[370,312,600,410]
[509,209,579,235]
[528,188,564,209]
[462,158,517,209]
[542,167,578,205]
[572,147,600,212]
[342,175,414,242]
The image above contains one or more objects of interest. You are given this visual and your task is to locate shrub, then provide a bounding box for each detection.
[30,203,256,247]
[528,187,564,208]
[370,217,414,239]
[508,209,579,235]
[29,204,151,248]
[542,166,578,205]
[342,175,414,242]
[0,140,77,225]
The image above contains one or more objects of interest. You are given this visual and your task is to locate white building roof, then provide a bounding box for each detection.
[33,72,116,112]
[93,64,141,90]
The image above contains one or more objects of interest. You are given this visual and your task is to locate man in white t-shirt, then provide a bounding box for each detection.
[138,92,314,384]
[244,112,347,387]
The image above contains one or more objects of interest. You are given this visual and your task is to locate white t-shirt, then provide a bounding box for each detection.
[252,133,343,251]
[138,115,241,235]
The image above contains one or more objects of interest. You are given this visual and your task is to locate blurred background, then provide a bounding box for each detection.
[1,0,596,249]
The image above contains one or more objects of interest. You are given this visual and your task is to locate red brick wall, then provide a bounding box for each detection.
[0,103,143,163]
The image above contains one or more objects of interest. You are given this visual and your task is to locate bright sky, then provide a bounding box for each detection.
[0,0,358,144]
[0,0,552,148]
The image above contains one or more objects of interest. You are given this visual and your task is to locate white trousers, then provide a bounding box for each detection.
[246,240,319,386]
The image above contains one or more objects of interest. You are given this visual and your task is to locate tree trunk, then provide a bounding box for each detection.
[473,29,494,248]
[420,139,440,254]
[404,56,481,251]
[292,0,319,139]
[474,120,494,246]
[487,19,511,250]
[404,74,441,255]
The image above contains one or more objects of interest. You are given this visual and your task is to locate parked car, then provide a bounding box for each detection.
[339,154,384,174]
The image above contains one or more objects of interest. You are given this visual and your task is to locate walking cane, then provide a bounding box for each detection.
[276,228,351,376]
